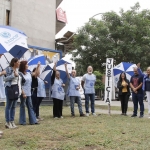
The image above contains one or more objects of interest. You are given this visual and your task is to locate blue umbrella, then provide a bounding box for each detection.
[40,59,72,89]
[0,25,28,58]
[28,54,46,72]
[113,62,137,87]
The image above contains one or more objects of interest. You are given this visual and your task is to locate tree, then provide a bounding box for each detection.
[71,3,150,72]
[93,71,104,96]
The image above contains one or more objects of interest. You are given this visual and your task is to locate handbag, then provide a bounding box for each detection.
[7,77,19,101]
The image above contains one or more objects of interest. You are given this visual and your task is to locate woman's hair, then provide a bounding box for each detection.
[119,72,127,82]
[19,60,27,74]
[10,58,19,67]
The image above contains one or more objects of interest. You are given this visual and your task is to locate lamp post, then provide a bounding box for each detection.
[90,12,104,19]
[90,13,115,115]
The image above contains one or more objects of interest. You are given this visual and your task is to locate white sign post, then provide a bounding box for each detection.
[104,58,114,115]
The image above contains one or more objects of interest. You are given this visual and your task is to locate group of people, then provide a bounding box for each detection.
[0,58,47,129]
[0,58,97,132]
[51,63,97,118]
[117,65,150,118]
[2,57,150,137]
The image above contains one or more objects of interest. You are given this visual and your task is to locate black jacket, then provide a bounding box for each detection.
[117,79,130,96]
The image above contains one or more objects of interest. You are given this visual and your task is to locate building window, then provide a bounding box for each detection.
[6,10,10,25]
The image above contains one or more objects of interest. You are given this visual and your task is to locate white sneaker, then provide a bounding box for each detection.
[60,116,63,119]
[11,121,18,128]
[36,119,40,122]
[0,131,3,135]
[5,122,14,129]
[92,113,97,116]
[54,117,58,119]
[86,113,89,117]
[37,116,44,121]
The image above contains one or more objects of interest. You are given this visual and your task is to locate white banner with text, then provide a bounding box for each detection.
[104,58,114,104]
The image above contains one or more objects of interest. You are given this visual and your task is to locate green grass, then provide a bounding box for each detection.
[0,106,150,150]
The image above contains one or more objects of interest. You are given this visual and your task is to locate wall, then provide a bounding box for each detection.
[10,0,56,49]
[0,0,10,25]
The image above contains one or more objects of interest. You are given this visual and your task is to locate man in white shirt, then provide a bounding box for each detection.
[81,66,96,116]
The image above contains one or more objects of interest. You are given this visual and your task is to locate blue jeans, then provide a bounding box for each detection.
[70,96,83,115]
[132,93,144,116]
[85,94,95,113]
[19,95,37,125]
[5,87,18,122]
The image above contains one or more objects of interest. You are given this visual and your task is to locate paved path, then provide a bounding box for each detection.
[80,100,150,118]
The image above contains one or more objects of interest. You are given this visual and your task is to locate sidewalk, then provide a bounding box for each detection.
[81,100,149,118]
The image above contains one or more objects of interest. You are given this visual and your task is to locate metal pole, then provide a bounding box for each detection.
[108,103,111,115]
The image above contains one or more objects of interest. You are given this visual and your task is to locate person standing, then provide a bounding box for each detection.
[142,67,150,116]
[81,66,96,116]
[3,58,20,128]
[65,64,85,117]
[130,67,144,118]
[19,61,39,125]
[31,67,47,120]
[51,62,65,118]
[117,72,130,116]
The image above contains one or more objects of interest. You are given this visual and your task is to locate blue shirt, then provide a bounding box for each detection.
[145,78,150,91]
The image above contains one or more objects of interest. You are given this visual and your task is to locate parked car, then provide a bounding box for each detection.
[115,91,119,101]
[129,92,147,101]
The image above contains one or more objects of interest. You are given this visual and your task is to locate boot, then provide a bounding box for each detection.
[10,121,18,128]
[5,122,13,129]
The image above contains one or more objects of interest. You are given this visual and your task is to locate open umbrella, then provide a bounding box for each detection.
[113,62,137,87]
[0,67,5,101]
[28,54,46,73]
[40,59,72,89]
[0,53,14,69]
[0,25,28,58]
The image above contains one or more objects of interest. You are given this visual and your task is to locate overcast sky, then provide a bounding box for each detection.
[56,0,150,66]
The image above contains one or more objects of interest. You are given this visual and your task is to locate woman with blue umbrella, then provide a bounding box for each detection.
[31,67,47,120]
[51,62,65,119]
[117,72,131,115]
[1,58,22,128]
[19,60,39,125]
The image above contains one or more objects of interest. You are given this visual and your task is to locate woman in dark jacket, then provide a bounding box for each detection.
[117,72,130,116]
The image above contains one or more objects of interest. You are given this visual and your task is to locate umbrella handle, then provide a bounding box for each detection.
[0,64,3,71]
[3,54,10,64]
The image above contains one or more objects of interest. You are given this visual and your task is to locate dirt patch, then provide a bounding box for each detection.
[14,140,26,147]
[79,145,104,150]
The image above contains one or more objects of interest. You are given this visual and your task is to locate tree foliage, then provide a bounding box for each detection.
[71,3,150,72]
[93,71,104,91]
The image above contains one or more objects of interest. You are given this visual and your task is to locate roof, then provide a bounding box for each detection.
[55,31,76,52]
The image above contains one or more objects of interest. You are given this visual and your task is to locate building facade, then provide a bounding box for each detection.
[0,0,70,105]
[0,0,66,50]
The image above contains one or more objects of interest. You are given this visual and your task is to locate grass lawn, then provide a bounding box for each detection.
[0,105,150,150]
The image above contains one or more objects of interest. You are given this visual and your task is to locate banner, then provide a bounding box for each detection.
[104,58,114,103]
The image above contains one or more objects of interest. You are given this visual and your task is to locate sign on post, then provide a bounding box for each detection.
[104,58,114,104]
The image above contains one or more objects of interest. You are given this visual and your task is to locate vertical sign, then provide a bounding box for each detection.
[104,58,114,103]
